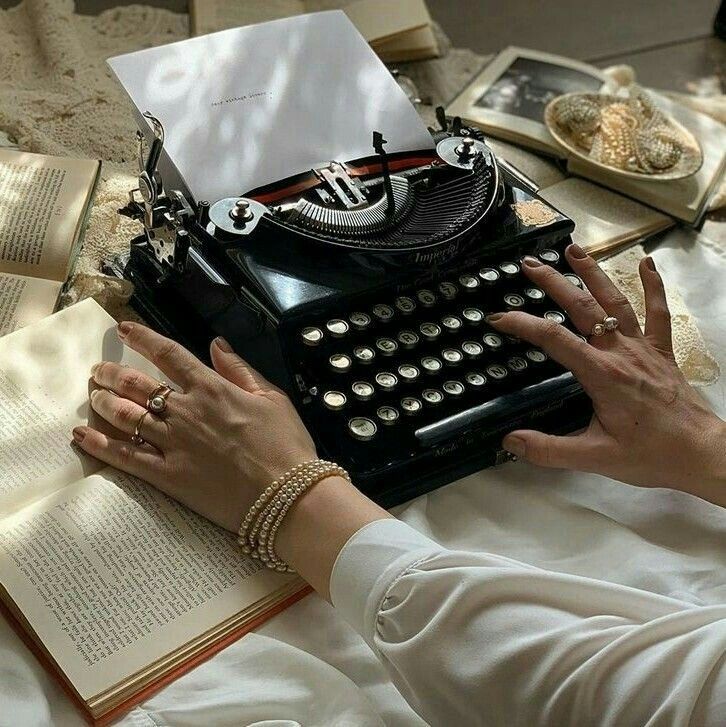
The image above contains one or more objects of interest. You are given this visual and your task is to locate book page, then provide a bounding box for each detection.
[344,0,429,43]
[189,0,305,36]
[0,272,62,336]
[0,299,163,517]
[0,467,292,701]
[0,150,99,281]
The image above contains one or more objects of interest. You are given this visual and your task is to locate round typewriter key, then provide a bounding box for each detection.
[376,406,399,425]
[465,371,486,388]
[394,296,416,315]
[462,340,484,358]
[442,380,465,397]
[538,249,560,265]
[329,353,352,372]
[348,417,377,441]
[417,289,437,307]
[438,281,458,300]
[564,273,584,289]
[372,304,395,322]
[507,356,528,373]
[375,371,398,391]
[397,329,419,349]
[376,337,398,356]
[504,293,526,310]
[400,397,422,415]
[479,267,500,285]
[442,348,463,365]
[353,345,375,364]
[441,315,462,332]
[398,364,420,382]
[422,389,444,406]
[419,322,441,341]
[326,319,349,337]
[462,307,484,324]
[544,310,566,324]
[486,363,508,380]
[524,286,545,303]
[499,261,520,279]
[458,273,480,290]
[349,311,371,330]
[323,391,347,410]
[301,327,324,346]
[421,356,443,374]
[505,335,521,345]
[351,381,375,401]
[482,332,504,351]
[526,348,548,364]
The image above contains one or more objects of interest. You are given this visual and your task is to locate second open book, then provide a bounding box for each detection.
[0,300,305,724]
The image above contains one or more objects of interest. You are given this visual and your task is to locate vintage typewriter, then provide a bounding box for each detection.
[109,109,592,506]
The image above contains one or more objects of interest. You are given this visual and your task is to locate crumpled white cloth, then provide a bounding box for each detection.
[1,229,725,727]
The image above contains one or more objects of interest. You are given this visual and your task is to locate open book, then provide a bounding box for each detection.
[449,47,726,225]
[0,149,100,336]
[0,299,306,724]
[189,0,439,62]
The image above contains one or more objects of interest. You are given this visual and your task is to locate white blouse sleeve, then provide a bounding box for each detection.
[329,518,726,727]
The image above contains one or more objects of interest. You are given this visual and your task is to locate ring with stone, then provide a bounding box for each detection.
[591,315,619,337]
[147,381,172,414]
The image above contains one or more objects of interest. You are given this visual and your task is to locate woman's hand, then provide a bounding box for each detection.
[488,243,726,503]
[73,326,317,533]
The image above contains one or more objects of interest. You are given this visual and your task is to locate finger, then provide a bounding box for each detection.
[502,428,603,470]
[72,426,164,478]
[639,256,673,356]
[210,337,281,394]
[564,243,641,336]
[520,255,608,336]
[486,310,600,384]
[89,389,167,446]
[117,322,203,389]
[91,361,168,408]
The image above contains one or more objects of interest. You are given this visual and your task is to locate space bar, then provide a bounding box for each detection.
[415,372,582,446]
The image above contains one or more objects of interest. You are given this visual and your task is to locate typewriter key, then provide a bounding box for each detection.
[525,348,548,364]
[326,319,349,337]
[458,273,480,290]
[394,296,416,315]
[372,304,395,322]
[422,389,444,405]
[499,261,520,279]
[323,391,347,410]
[419,322,441,341]
[441,315,462,332]
[352,381,375,401]
[348,417,378,441]
[376,406,399,425]
[438,281,458,300]
[400,397,423,415]
[462,307,484,324]
[376,337,398,356]
[479,267,500,285]
[421,356,443,374]
[524,287,545,303]
[349,312,371,330]
[564,273,584,289]
[538,249,560,266]
[486,364,508,380]
[375,371,398,391]
[442,348,463,365]
[482,332,504,351]
[398,364,420,382]
[442,380,465,397]
[504,293,526,310]
[544,310,566,324]
[417,289,437,307]
[507,356,528,373]
[329,353,352,372]
[301,327,324,346]
[465,371,486,388]
[397,330,420,349]
[462,340,484,358]
[353,345,376,364]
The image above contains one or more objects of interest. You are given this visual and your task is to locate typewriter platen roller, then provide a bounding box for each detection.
[112,112,592,506]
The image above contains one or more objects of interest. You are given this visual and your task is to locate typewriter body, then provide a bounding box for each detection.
[112,112,592,506]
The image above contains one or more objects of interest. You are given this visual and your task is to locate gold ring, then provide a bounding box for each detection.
[132,409,150,445]
[147,381,172,414]
[591,315,619,337]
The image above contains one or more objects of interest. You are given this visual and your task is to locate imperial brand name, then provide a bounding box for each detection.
[411,241,459,266]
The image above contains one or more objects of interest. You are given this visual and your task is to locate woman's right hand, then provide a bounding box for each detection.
[487,244,726,504]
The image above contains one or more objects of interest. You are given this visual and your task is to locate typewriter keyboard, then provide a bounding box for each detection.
[292,248,582,449]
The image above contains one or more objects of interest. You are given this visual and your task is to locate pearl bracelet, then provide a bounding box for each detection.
[237,459,350,572]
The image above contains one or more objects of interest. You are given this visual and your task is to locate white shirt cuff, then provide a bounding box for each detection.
[329,518,441,647]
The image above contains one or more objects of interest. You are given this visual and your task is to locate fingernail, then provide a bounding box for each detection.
[90,363,100,377]
[522,255,542,268]
[117,322,132,339]
[568,243,587,259]
[90,389,99,401]
[503,435,525,458]
[72,427,86,443]
[485,313,505,323]
[214,336,233,353]
[645,256,656,271]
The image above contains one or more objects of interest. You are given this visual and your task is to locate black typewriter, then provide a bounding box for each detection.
[109,110,592,506]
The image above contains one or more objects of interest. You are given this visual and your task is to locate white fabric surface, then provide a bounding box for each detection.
[1,228,725,726]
